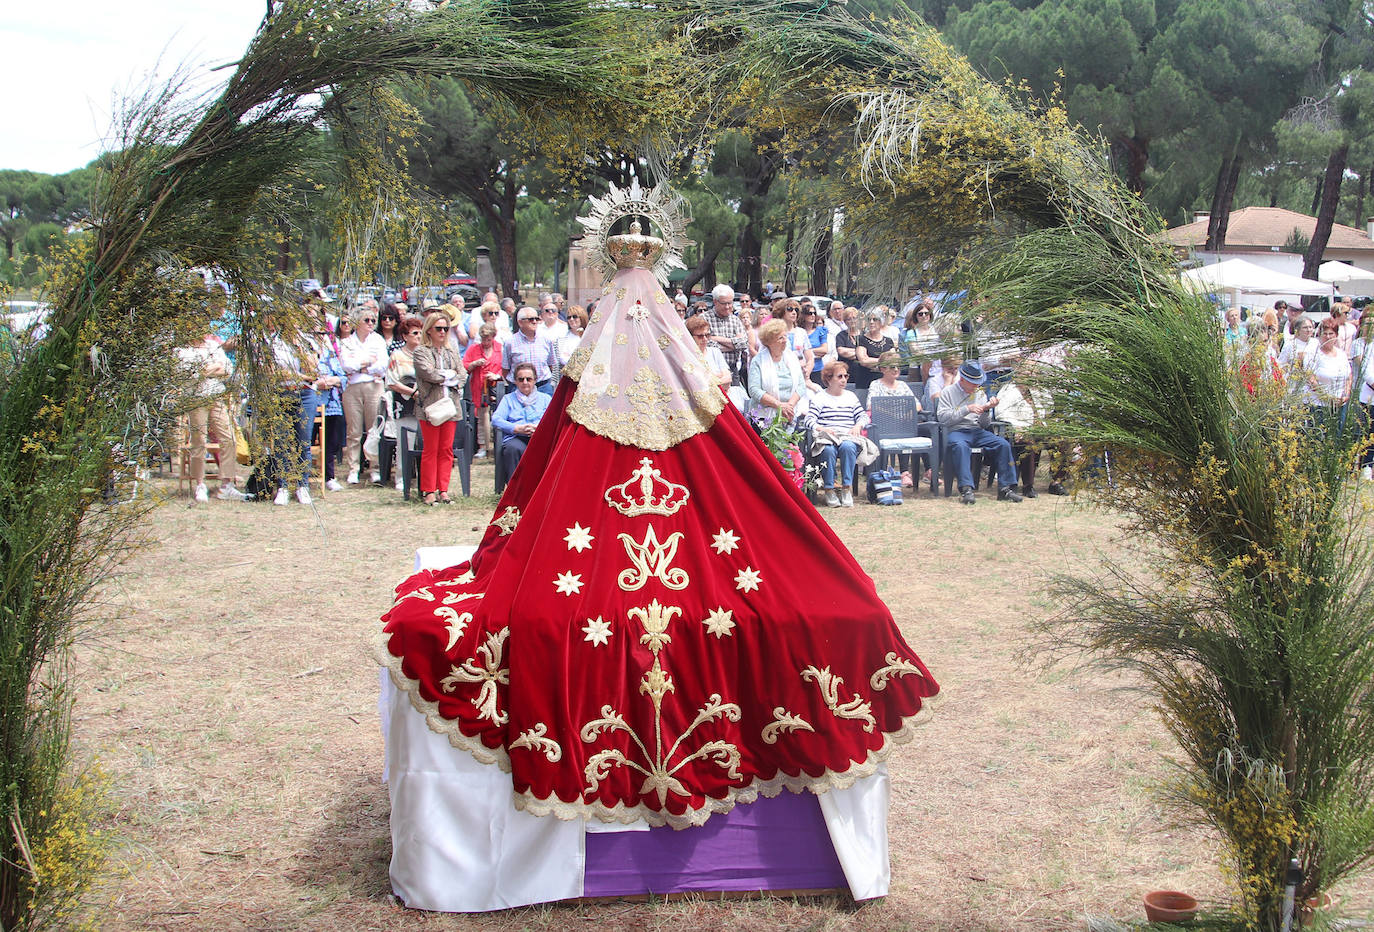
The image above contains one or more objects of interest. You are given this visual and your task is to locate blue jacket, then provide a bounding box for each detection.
[492,389,551,439]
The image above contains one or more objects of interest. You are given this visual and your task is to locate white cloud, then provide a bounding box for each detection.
[1,1,263,173]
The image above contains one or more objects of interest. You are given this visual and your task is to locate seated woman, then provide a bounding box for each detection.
[491,361,550,479]
[809,360,867,508]
[747,319,805,427]
[868,350,920,487]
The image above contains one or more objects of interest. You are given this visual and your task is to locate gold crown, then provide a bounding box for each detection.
[606,219,665,271]
[604,457,690,517]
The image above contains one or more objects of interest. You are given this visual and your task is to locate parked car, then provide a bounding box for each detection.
[443,283,481,309]
[442,271,477,288]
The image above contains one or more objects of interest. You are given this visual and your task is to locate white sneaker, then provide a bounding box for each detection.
[370,470,382,484]
[840,489,854,507]
[394,477,404,491]
[273,488,289,506]
[1363,466,1373,481]
[473,449,487,459]
[824,490,841,508]
[216,485,247,501]
[347,470,360,485]
[296,486,313,505]
[325,478,344,492]
[193,482,209,503]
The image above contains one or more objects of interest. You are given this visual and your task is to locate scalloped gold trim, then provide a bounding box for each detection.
[375,628,512,772]
[377,628,942,831]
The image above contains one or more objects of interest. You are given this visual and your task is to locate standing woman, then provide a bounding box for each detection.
[463,322,504,458]
[1279,316,1317,377]
[378,305,404,354]
[340,305,389,484]
[1305,317,1352,427]
[412,312,467,505]
[801,305,830,386]
[902,302,939,383]
[555,306,588,377]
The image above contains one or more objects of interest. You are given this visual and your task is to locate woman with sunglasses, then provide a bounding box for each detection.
[412,312,467,504]
[902,300,939,383]
[810,360,867,507]
[340,305,390,484]
[379,305,404,353]
[492,362,550,479]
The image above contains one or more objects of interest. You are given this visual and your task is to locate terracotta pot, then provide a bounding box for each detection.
[1300,891,1336,924]
[1143,890,1199,924]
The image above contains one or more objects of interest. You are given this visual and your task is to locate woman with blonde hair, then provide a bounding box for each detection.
[747,319,804,426]
[412,311,467,505]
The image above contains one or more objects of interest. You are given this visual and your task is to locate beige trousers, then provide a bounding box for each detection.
[187,398,238,485]
[341,380,384,477]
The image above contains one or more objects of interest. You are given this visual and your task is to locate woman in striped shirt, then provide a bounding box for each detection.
[809,360,868,508]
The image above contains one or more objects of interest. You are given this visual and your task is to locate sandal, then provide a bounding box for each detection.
[422,492,438,506]
[438,493,453,505]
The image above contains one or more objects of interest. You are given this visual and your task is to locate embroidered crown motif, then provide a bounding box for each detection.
[604,457,690,518]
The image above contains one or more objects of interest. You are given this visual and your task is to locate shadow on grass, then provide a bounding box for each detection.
[285,772,392,905]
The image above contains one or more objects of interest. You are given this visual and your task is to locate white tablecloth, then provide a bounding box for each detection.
[377,546,891,911]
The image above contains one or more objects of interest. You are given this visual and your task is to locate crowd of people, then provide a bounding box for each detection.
[177,288,586,506]
[181,279,1364,510]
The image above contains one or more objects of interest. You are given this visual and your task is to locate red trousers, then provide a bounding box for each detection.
[419,419,456,494]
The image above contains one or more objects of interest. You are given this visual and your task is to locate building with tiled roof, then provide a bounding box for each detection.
[1167,206,1374,279]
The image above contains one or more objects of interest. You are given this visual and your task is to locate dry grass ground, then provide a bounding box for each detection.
[73,465,1374,930]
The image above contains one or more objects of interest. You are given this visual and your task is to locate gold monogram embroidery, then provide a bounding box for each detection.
[637,344,651,359]
[802,665,876,732]
[656,334,671,349]
[441,628,511,725]
[617,526,689,592]
[615,333,628,345]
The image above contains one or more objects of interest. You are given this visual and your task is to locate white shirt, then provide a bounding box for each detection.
[341,332,389,383]
[177,342,232,397]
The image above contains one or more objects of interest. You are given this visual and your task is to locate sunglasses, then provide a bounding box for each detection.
[519,317,538,323]
[917,310,931,316]
[361,317,377,323]
[432,325,449,332]
[515,376,535,382]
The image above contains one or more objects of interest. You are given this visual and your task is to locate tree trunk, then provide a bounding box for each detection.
[276,219,291,273]
[782,222,797,296]
[302,236,315,279]
[1205,155,1242,252]
[1303,144,1350,281]
[811,213,833,296]
[1119,134,1149,194]
[734,219,763,297]
[1354,172,1367,235]
[680,237,728,296]
[1311,177,1324,216]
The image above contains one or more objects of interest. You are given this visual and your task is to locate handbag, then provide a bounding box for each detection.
[425,394,457,426]
[363,412,384,458]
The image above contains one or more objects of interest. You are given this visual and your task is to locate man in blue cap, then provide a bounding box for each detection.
[936,361,1023,504]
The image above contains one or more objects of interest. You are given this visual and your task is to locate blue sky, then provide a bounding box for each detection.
[3,2,264,174]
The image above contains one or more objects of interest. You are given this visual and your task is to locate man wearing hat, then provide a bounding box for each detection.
[936,361,1023,504]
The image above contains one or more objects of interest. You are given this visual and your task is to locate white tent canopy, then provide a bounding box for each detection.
[1317,261,1374,293]
[1180,258,1333,305]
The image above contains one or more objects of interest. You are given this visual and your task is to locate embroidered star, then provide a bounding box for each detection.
[554,571,584,596]
[734,567,762,593]
[582,616,612,646]
[702,607,735,638]
[711,528,740,555]
[564,523,595,553]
